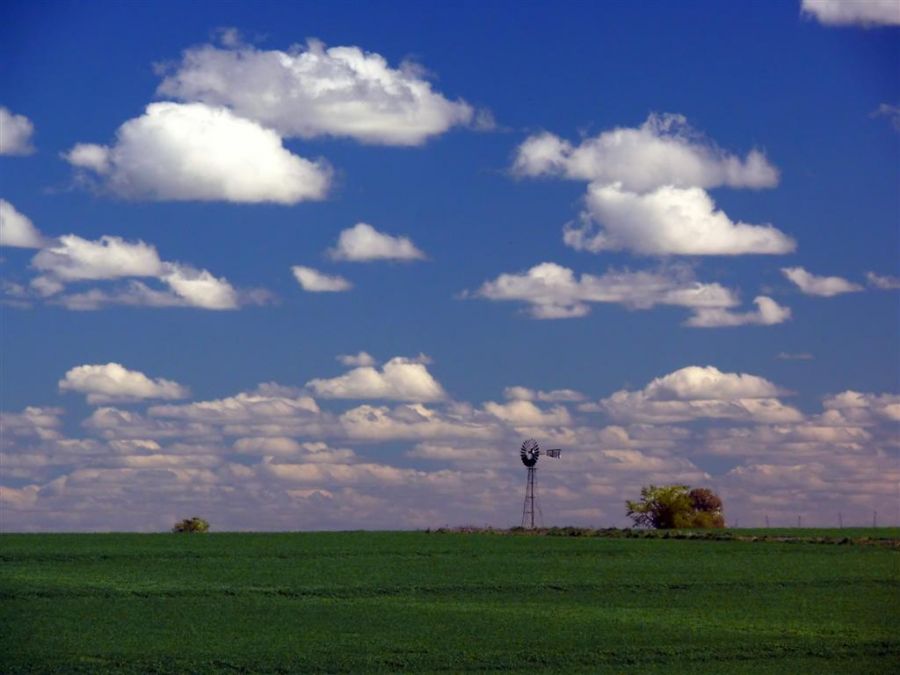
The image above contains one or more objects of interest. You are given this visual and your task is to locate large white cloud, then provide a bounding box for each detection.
[291,266,352,292]
[327,223,426,262]
[566,183,796,256]
[0,199,44,248]
[782,267,863,297]
[642,366,783,401]
[306,356,446,401]
[801,0,900,26]
[513,114,779,192]
[512,114,794,257]
[157,39,477,145]
[26,234,244,310]
[472,262,739,319]
[65,102,331,204]
[685,296,791,328]
[598,366,803,424]
[59,363,189,404]
[0,107,35,155]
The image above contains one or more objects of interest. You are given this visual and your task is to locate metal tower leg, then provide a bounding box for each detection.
[522,467,537,529]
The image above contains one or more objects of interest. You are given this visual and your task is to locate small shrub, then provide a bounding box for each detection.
[172,517,209,533]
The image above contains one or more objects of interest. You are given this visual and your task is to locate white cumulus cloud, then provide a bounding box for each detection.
[642,366,783,401]
[59,363,189,404]
[28,234,244,310]
[65,102,331,204]
[782,267,863,297]
[685,296,792,328]
[337,352,376,367]
[33,235,163,284]
[513,113,778,192]
[327,223,425,261]
[472,262,739,319]
[157,39,477,145]
[0,107,35,155]
[513,114,794,257]
[160,263,239,309]
[801,0,900,26]
[291,266,352,292]
[0,199,44,248]
[306,356,445,401]
[599,366,803,424]
[565,183,796,256]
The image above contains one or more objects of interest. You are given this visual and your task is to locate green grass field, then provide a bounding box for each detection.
[1,531,898,673]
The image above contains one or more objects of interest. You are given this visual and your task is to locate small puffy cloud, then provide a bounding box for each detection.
[801,0,900,26]
[0,199,44,248]
[599,365,802,424]
[59,363,189,404]
[513,114,779,192]
[482,400,572,427]
[306,356,445,401]
[782,267,863,297]
[64,102,331,204]
[866,271,900,290]
[337,352,376,367]
[160,263,238,309]
[328,223,425,262]
[27,234,244,310]
[472,262,738,319]
[685,296,791,328]
[65,143,110,172]
[503,386,585,402]
[157,39,476,145]
[565,184,796,256]
[0,107,35,155]
[291,265,352,292]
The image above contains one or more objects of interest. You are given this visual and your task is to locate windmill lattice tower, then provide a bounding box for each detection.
[520,439,561,529]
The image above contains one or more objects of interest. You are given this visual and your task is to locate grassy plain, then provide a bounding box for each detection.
[1,530,897,673]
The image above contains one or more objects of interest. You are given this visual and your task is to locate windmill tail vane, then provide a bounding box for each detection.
[520,439,562,529]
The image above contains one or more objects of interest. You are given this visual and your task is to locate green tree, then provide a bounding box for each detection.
[172,516,210,533]
[626,485,725,529]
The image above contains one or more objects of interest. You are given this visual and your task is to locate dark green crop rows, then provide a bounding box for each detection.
[1,531,897,673]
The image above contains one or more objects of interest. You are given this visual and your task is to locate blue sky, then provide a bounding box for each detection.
[1,0,898,531]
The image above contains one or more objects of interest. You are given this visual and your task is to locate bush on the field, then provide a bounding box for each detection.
[172,517,210,533]
[626,485,725,529]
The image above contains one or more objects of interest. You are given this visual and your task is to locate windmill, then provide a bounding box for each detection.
[520,439,561,529]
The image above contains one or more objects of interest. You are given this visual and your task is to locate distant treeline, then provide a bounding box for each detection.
[427,526,900,546]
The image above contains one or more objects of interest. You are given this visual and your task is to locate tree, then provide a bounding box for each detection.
[626,485,725,529]
[172,516,209,533]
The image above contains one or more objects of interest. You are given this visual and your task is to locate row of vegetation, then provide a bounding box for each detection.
[173,485,725,534]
